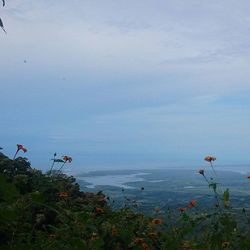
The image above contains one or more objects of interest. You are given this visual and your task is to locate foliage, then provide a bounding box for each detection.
[1,152,250,249]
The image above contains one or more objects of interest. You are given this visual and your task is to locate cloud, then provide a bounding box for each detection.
[1,0,250,168]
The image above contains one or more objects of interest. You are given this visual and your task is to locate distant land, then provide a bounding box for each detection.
[75,168,250,214]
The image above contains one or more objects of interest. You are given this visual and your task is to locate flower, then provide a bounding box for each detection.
[17,144,27,152]
[222,241,230,248]
[133,237,144,244]
[151,218,163,225]
[198,169,205,175]
[147,232,158,238]
[13,144,27,159]
[58,192,69,198]
[187,199,197,208]
[204,156,216,162]
[178,207,186,213]
[142,243,151,250]
[95,207,104,214]
[63,155,72,162]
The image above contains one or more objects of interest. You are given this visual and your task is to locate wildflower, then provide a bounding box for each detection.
[17,144,27,152]
[132,237,144,244]
[151,218,163,225]
[222,241,230,248]
[142,242,151,250]
[13,144,27,159]
[187,199,197,208]
[198,169,205,175]
[58,155,72,171]
[58,192,69,198]
[95,207,104,214]
[63,155,72,162]
[147,232,158,238]
[178,207,186,213]
[204,156,216,162]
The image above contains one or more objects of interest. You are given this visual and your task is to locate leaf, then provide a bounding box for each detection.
[209,182,217,191]
[52,159,65,163]
[223,188,230,208]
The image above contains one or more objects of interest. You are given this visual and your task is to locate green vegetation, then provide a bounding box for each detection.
[1,148,250,249]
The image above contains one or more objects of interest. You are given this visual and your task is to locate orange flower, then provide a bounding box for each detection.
[132,237,144,244]
[13,144,28,159]
[142,242,151,250]
[151,218,163,225]
[147,232,158,238]
[178,207,186,213]
[222,241,230,248]
[17,144,27,153]
[187,199,197,208]
[63,155,72,163]
[95,207,104,214]
[58,192,69,198]
[204,156,216,162]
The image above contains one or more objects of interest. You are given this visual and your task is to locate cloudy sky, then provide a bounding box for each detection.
[0,0,250,172]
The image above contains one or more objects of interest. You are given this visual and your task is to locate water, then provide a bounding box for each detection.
[76,172,151,189]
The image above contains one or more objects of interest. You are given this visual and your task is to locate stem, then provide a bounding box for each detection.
[210,161,224,194]
[58,161,66,172]
[202,174,210,184]
[210,161,217,178]
[49,154,56,175]
[13,149,19,160]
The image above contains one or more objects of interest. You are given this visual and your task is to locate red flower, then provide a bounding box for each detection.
[13,144,27,159]
[17,144,27,153]
[187,199,197,208]
[63,155,72,163]
[151,218,163,225]
[178,207,186,213]
[95,207,104,214]
[58,192,69,198]
[204,156,216,162]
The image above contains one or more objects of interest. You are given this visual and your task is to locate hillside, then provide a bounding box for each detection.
[1,150,250,249]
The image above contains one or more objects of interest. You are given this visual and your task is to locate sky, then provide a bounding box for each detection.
[0,0,250,173]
